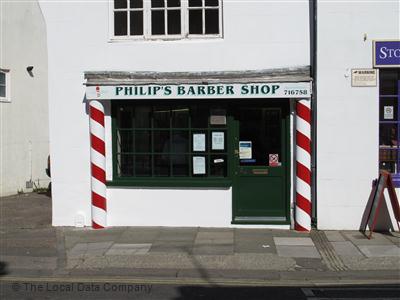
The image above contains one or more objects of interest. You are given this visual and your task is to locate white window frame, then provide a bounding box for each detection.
[0,69,10,103]
[108,0,223,41]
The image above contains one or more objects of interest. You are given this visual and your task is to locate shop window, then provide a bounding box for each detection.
[113,102,228,180]
[0,69,10,102]
[379,69,400,185]
[112,0,222,40]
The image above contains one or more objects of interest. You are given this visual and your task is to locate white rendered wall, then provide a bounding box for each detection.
[38,0,310,227]
[316,0,400,229]
[0,1,49,196]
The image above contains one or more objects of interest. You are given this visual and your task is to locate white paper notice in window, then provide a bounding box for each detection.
[239,141,252,159]
[193,133,206,152]
[193,156,206,175]
[212,132,224,150]
[384,106,394,120]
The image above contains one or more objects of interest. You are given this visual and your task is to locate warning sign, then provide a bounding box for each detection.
[269,154,279,167]
[351,69,377,87]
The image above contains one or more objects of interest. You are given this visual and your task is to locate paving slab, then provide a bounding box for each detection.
[0,255,57,270]
[195,231,234,246]
[342,231,395,245]
[192,244,234,255]
[106,243,151,255]
[276,245,320,258]
[274,237,314,246]
[324,231,346,242]
[157,227,197,242]
[357,245,400,258]
[294,258,329,271]
[0,246,57,257]
[341,256,400,270]
[330,241,363,257]
[381,232,400,246]
[234,236,276,254]
[115,228,160,243]
[150,241,193,253]
[68,242,114,257]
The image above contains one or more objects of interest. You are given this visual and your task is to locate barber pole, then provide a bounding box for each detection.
[89,100,107,229]
[295,99,312,232]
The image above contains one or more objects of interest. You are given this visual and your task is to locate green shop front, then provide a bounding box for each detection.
[85,69,312,228]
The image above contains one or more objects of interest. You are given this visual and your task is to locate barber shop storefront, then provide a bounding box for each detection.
[85,69,312,229]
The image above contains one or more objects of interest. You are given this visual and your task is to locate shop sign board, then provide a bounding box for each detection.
[86,82,312,100]
[373,40,400,67]
[351,69,377,87]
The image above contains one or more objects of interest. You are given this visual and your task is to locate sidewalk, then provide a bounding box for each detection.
[0,193,399,285]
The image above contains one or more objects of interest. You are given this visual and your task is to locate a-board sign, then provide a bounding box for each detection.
[360,171,400,239]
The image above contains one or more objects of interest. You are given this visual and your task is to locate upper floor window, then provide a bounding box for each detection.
[112,0,222,40]
[0,69,10,102]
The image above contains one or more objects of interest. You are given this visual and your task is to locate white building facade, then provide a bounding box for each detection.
[38,0,399,230]
[316,0,400,229]
[0,0,49,196]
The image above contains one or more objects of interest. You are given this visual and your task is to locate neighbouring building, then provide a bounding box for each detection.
[0,0,49,196]
[37,0,399,230]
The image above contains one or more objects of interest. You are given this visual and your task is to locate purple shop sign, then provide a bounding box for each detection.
[373,40,400,67]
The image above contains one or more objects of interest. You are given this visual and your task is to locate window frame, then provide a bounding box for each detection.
[109,100,232,188]
[0,69,10,103]
[108,0,223,41]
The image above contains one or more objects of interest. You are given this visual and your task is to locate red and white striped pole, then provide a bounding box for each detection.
[89,100,107,229]
[295,99,312,232]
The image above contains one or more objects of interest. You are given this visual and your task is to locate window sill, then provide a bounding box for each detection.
[107,35,223,43]
[106,178,232,188]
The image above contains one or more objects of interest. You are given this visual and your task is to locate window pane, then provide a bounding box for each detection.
[115,0,127,9]
[152,11,165,35]
[380,98,398,121]
[172,131,189,153]
[135,106,151,127]
[118,130,134,152]
[135,130,151,152]
[380,70,399,95]
[118,154,134,176]
[167,0,180,7]
[191,106,208,128]
[151,0,164,7]
[239,108,281,166]
[189,10,203,34]
[130,0,143,8]
[130,11,143,35]
[0,86,5,98]
[135,155,151,176]
[172,155,189,176]
[167,10,181,34]
[205,0,218,6]
[189,0,202,7]
[205,9,219,34]
[210,155,227,177]
[0,72,5,85]
[117,106,134,128]
[114,11,128,36]
[379,149,398,173]
[154,131,170,152]
[154,155,170,176]
[154,106,170,127]
[379,124,398,147]
[172,107,189,127]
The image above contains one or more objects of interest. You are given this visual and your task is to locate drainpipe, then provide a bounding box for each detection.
[310,0,318,228]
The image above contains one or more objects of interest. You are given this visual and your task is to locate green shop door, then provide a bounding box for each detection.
[232,100,290,224]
